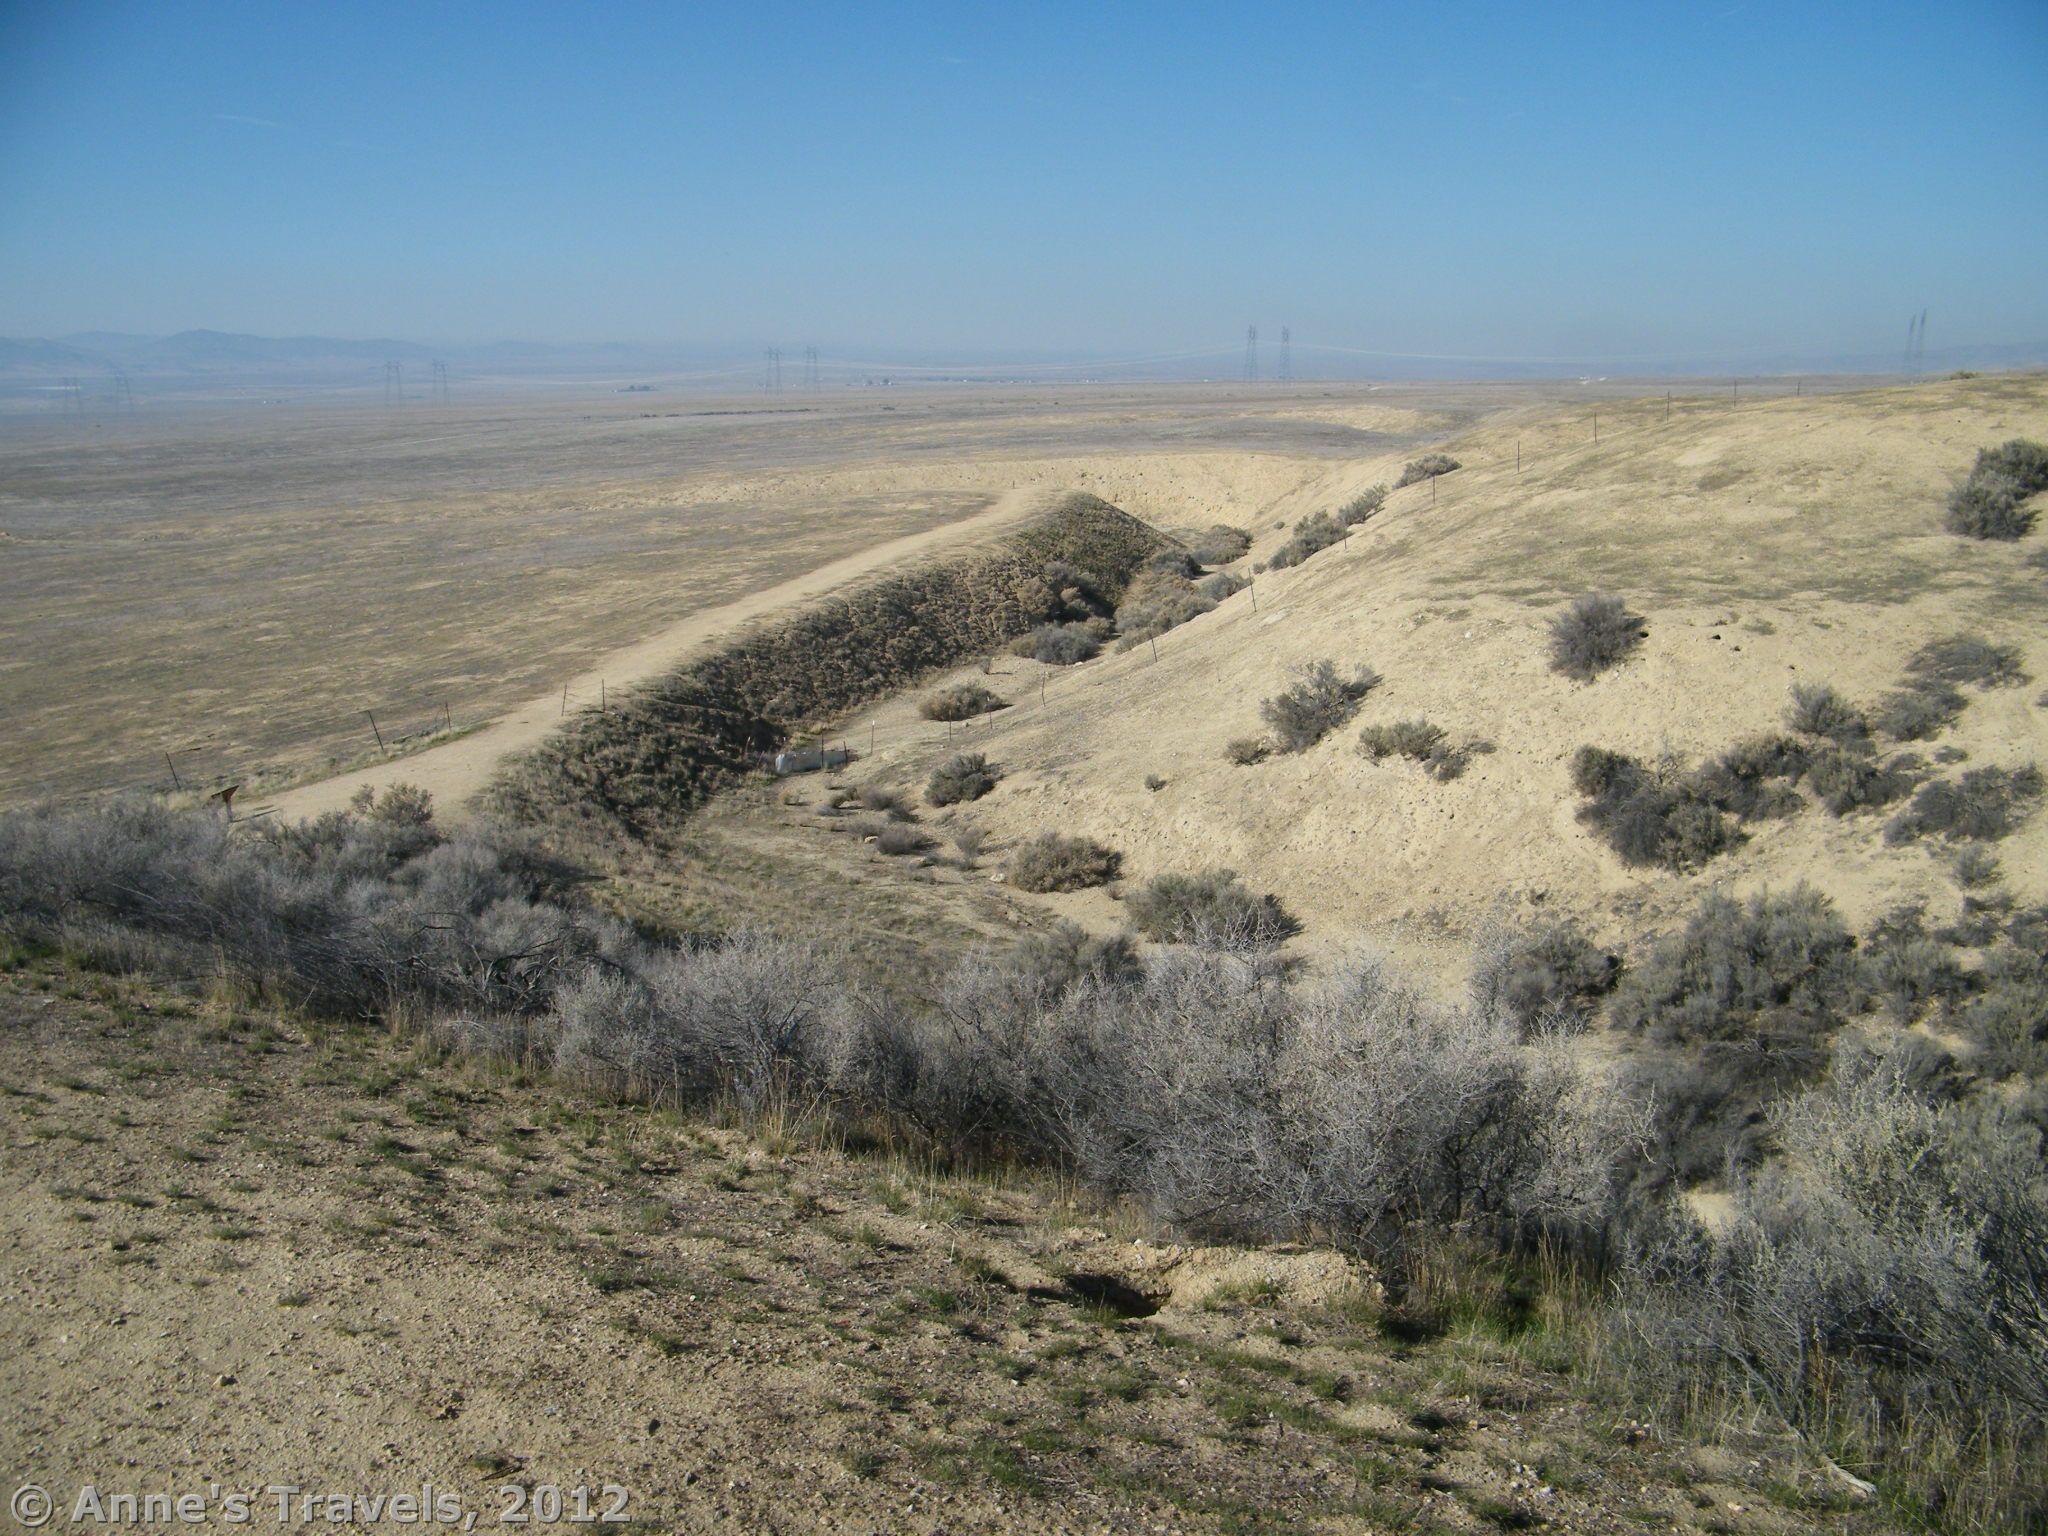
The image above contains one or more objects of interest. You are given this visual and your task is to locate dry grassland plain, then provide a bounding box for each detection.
[0,379,1768,806]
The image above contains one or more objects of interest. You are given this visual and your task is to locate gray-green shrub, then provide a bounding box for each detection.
[1265,512,1347,571]
[926,752,999,807]
[1006,832,1120,893]
[1261,659,1381,752]
[1548,594,1644,682]
[1396,453,1460,487]
[921,682,1006,721]
[1125,869,1295,947]
[1886,763,2044,844]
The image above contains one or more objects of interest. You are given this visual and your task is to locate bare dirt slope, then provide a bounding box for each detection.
[765,376,2048,984]
[0,953,1874,1535]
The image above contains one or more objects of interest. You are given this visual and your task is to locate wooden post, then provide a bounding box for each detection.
[1431,474,1437,504]
[1040,674,1047,706]
[560,683,569,716]
[600,679,606,712]
[165,752,183,791]
[443,701,453,732]
[1149,634,1159,661]
[364,710,386,753]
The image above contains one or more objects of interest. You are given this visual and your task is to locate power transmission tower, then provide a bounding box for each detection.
[804,346,819,389]
[764,348,783,393]
[431,360,450,403]
[111,373,135,412]
[1915,309,1928,375]
[383,360,402,405]
[1243,326,1258,383]
[1278,326,1292,383]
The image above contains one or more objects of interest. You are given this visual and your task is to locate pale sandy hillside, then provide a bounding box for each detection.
[832,375,2048,984]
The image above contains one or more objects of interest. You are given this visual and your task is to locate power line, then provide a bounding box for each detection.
[1243,325,1258,383]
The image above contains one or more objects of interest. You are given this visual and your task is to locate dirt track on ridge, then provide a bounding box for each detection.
[264,487,1052,822]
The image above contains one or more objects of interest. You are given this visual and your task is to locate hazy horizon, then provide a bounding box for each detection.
[3,1,2046,365]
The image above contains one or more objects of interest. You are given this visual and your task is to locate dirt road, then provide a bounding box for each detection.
[264,487,1052,822]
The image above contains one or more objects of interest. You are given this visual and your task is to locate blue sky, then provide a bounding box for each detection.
[2,0,2044,362]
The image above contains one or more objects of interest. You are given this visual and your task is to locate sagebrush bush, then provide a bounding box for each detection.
[1113,567,1217,647]
[1224,736,1270,766]
[1946,473,2033,539]
[1941,442,2039,544]
[1359,718,1482,781]
[1611,884,1861,1049]
[874,824,933,857]
[1196,570,1249,603]
[1395,453,1460,487]
[1570,746,1740,870]
[858,785,915,822]
[1359,717,1445,762]
[1006,832,1120,893]
[1547,594,1644,682]
[1689,735,1809,819]
[1978,437,2048,492]
[1143,549,1202,579]
[1469,916,1619,1032]
[920,682,1006,722]
[1015,622,1101,665]
[1946,439,2047,540]
[926,752,999,807]
[1187,524,1252,566]
[1805,744,1917,816]
[1906,632,2029,689]
[1952,843,2001,889]
[1613,1057,2048,1531]
[1785,681,1868,744]
[1125,869,1296,948]
[1337,485,1388,526]
[1873,678,1966,741]
[1260,659,1381,752]
[1264,512,1347,571]
[1886,763,2044,844]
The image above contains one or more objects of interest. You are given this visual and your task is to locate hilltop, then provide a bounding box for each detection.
[762,375,2048,984]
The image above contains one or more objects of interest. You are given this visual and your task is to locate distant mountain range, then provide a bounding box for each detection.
[3,328,2045,389]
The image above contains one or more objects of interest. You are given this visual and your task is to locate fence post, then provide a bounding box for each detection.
[443,700,453,732]
[364,710,386,753]
[165,752,183,791]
